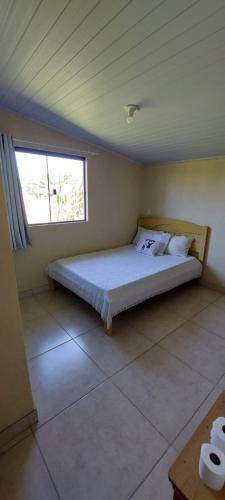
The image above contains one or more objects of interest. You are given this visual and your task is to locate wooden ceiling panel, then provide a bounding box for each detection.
[0,0,225,163]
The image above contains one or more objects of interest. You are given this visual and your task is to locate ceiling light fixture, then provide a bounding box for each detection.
[124,104,140,124]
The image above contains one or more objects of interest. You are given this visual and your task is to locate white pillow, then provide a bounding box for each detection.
[133,227,171,255]
[132,226,146,245]
[166,235,193,257]
[136,238,162,256]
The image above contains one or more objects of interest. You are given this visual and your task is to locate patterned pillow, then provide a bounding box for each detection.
[136,238,162,256]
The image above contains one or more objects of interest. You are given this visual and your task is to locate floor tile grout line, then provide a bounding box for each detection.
[22,285,223,352]
[128,442,173,500]
[23,288,225,432]
[31,335,192,439]
[32,367,225,439]
[125,313,186,345]
[29,291,101,341]
[102,317,218,388]
[146,300,225,385]
[32,428,62,500]
[22,303,102,361]
[69,336,110,377]
[33,374,170,500]
[27,321,102,362]
[134,318,187,348]
[34,341,170,440]
[26,304,188,380]
[49,312,102,341]
[129,360,223,500]
[191,316,225,343]
[21,292,74,341]
[170,377,225,450]
[110,377,170,443]
[124,287,220,487]
[107,338,225,450]
[157,286,223,322]
[71,307,192,381]
[32,378,111,431]
[190,296,225,320]
[158,342,217,386]
[28,338,72,361]
[28,295,225,435]
[25,287,225,392]
[31,342,155,432]
[123,287,223,346]
[17,288,225,499]
[73,334,155,380]
[183,292,225,320]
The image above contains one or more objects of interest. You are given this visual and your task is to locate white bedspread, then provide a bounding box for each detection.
[48,245,202,327]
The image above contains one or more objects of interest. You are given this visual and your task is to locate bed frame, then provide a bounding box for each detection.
[48,216,209,336]
[138,216,209,268]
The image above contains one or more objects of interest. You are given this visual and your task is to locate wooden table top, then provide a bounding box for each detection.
[169,391,225,499]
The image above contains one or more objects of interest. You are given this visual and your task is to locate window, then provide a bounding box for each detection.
[15,148,86,225]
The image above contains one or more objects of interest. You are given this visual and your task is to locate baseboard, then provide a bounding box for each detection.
[200,279,225,294]
[0,409,38,454]
[19,284,49,299]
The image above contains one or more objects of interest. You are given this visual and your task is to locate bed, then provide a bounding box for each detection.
[48,217,209,335]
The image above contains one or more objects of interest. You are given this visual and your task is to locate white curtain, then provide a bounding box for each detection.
[0,133,31,250]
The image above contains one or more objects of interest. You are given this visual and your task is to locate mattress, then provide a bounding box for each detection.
[48,245,202,327]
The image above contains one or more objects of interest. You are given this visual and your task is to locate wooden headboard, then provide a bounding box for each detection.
[138,216,209,267]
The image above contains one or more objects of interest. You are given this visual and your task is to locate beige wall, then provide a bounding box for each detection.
[3,107,224,291]
[0,108,143,292]
[0,172,34,432]
[142,158,225,289]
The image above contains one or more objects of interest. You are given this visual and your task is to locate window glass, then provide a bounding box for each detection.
[15,149,86,225]
[16,151,50,224]
[48,155,85,223]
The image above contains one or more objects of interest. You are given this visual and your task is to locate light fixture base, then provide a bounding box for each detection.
[124,104,140,123]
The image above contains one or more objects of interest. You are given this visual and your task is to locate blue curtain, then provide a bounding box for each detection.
[0,133,31,250]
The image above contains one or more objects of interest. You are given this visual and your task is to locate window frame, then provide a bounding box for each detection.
[15,146,87,226]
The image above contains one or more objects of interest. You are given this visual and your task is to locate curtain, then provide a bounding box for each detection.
[0,133,31,250]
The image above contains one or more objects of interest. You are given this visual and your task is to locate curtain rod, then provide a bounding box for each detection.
[13,138,98,156]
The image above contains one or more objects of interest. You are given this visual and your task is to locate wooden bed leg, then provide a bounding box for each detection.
[104,321,113,336]
[48,277,57,291]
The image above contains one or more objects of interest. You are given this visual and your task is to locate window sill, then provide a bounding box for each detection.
[28,220,88,227]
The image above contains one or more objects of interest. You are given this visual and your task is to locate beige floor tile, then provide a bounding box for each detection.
[126,301,185,343]
[131,447,177,500]
[157,284,220,319]
[53,302,101,337]
[193,304,225,339]
[20,296,46,322]
[213,295,225,311]
[36,381,167,500]
[23,312,71,359]
[160,321,225,383]
[75,318,152,376]
[35,287,79,313]
[0,435,58,500]
[113,346,212,442]
[173,387,221,452]
[29,340,105,424]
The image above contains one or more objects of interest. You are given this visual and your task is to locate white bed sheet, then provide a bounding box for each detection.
[48,245,202,327]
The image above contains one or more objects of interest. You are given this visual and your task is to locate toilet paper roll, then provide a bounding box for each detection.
[199,443,225,491]
[212,417,225,431]
[211,417,225,454]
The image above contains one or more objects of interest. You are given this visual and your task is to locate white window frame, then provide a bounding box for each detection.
[15,147,87,226]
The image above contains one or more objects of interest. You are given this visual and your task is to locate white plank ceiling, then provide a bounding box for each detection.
[0,0,225,163]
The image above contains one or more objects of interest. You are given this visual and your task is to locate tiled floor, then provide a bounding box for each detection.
[1,283,225,499]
